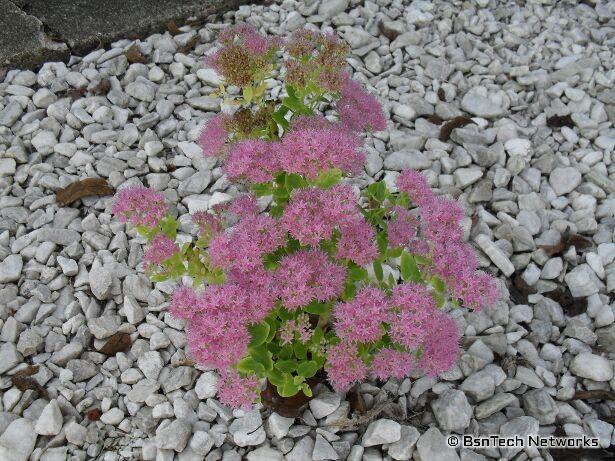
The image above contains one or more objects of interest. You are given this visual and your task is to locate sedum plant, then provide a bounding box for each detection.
[113,24,499,409]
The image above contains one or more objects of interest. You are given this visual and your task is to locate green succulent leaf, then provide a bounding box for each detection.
[373,259,384,282]
[297,361,318,379]
[248,322,270,347]
[278,381,301,398]
[348,266,368,282]
[237,357,265,375]
[302,383,313,397]
[305,300,328,315]
[294,342,308,360]
[285,173,307,191]
[313,168,342,189]
[159,215,178,239]
[400,252,421,282]
[275,359,298,373]
[267,368,287,386]
[249,345,273,371]
[252,182,274,197]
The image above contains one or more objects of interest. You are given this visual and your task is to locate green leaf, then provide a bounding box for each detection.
[267,368,287,386]
[302,383,313,397]
[277,307,293,321]
[348,266,368,282]
[273,187,290,202]
[252,182,274,197]
[265,318,278,343]
[270,205,285,217]
[275,359,298,373]
[305,300,328,315]
[342,281,356,300]
[272,111,289,131]
[386,247,403,258]
[236,357,265,375]
[434,291,446,308]
[243,85,253,103]
[310,327,324,346]
[400,252,421,282]
[250,345,273,371]
[313,168,342,189]
[297,361,318,379]
[278,381,301,398]
[248,322,270,347]
[432,276,446,293]
[373,260,384,282]
[293,342,307,360]
[159,215,178,239]
[376,232,388,254]
[278,344,294,360]
[376,181,387,201]
[285,173,307,191]
[282,95,306,114]
[286,84,296,99]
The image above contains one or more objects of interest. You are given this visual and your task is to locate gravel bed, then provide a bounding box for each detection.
[0,0,614,460]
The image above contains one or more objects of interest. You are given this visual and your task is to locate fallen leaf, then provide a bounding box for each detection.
[87,408,102,421]
[425,114,444,125]
[539,227,592,257]
[98,332,132,356]
[545,286,587,315]
[508,274,536,305]
[439,116,475,142]
[573,390,615,401]
[91,78,112,95]
[179,35,200,54]
[437,88,446,101]
[546,114,574,129]
[11,373,48,399]
[261,376,322,418]
[378,21,400,41]
[167,20,182,36]
[348,388,366,414]
[125,43,148,64]
[12,365,39,377]
[59,87,87,101]
[55,177,115,207]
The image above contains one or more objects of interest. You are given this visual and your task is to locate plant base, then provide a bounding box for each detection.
[261,376,322,417]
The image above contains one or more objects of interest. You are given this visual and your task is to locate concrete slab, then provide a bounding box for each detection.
[0,0,69,68]
[0,0,253,69]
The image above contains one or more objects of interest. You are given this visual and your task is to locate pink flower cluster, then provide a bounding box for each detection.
[284,29,349,92]
[275,249,346,310]
[281,184,358,245]
[336,217,379,265]
[225,139,280,183]
[209,214,285,272]
[220,117,365,183]
[336,75,386,133]
[371,349,415,380]
[113,186,168,228]
[325,342,367,392]
[143,234,178,268]
[334,287,388,343]
[395,170,499,312]
[278,118,364,180]
[387,206,419,249]
[328,281,461,390]
[279,313,313,345]
[185,284,254,369]
[206,24,279,87]
[217,370,261,410]
[198,114,230,157]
